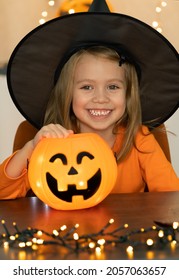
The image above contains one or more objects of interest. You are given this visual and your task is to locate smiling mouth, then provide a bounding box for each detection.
[89,109,111,116]
[46,169,101,202]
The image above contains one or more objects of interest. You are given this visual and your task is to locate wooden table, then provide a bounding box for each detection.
[0,191,179,260]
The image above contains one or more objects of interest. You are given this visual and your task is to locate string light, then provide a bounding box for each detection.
[69,9,75,14]
[158,229,164,238]
[155,6,162,13]
[60,225,67,231]
[146,238,154,246]
[152,21,159,28]
[37,1,171,33]
[126,245,134,259]
[170,240,177,252]
[39,0,57,25]
[53,229,59,236]
[152,1,168,33]
[161,1,167,7]
[89,241,95,249]
[48,1,55,6]
[1,219,179,259]
[173,222,179,229]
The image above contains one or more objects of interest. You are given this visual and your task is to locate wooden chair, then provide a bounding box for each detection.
[13,120,171,162]
[13,120,38,152]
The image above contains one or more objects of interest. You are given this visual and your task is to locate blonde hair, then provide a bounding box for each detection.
[44,46,142,162]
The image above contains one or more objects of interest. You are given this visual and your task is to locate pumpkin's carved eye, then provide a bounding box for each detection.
[77,151,94,164]
[49,153,67,165]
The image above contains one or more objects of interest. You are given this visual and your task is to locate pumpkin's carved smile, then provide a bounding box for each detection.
[46,168,102,202]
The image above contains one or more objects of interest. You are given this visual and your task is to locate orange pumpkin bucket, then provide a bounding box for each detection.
[28,133,117,210]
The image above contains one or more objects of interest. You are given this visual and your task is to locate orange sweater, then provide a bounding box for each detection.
[0,127,179,199]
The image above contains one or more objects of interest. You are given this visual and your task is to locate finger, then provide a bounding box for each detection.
[52,124,74,138]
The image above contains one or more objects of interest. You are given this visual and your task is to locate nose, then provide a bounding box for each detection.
[68,166,78,175]
[92,88,109,103]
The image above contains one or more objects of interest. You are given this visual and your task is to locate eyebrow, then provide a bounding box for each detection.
[75,78,125,84]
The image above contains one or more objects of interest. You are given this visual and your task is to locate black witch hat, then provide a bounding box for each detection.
[7,0,179,129]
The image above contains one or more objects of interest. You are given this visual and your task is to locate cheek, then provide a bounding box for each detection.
[72,92,85,116]
[114,93,126,112]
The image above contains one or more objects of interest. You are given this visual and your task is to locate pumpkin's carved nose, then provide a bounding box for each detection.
[68,166,78,175]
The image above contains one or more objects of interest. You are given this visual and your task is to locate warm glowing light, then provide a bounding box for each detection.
[158,230,164,238]
[167,235,173,241]
[69,9,75,14]
[95,247,101,255]
[126,245,133,253]
[97,239,105,246]
[42,11,48,17]
[9,235,15,241]
[79,181,85,187]
[48,0,55,6]
[170,240,177,251]
[89,242,95,249]
[53,229,59,236]
[161,1,167,7]
[26,241,32,247]
[156,7,162,13]
[146,238,154,246]
[152,21,159,28]
[173,222,179,229]
[32,244,38,250]
[37,239,44,245]
[60,225,67,231]
[2,218,179,256]
[18,251,27,260]
[19,242,26,248]
[146,251,155,259]
[126,246,134,259]
[157,27,162,33]
[39,19,46,25]
[109,218,114,224]
[3,242,9,248]
[73,233,79,240]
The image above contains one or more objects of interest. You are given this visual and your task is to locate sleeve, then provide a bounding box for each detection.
[137,126,179,192]
[0,153,30,199]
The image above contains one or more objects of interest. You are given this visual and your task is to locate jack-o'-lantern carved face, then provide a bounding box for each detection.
[28,133,117,210]
[46,150,102,202]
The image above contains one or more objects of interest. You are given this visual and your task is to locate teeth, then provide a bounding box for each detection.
[89,110,111,116]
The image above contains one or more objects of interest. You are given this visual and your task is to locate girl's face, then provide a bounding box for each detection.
[72,53,126,139]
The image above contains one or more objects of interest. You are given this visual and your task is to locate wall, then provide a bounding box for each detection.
[0,76,24,160]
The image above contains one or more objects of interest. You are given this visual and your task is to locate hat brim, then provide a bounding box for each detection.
[7,12,179,128]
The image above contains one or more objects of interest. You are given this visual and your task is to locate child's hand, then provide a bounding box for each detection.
[5,124,74,178]
[32,124,74,148]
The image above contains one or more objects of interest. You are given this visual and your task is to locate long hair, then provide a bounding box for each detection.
[44,46,142,163]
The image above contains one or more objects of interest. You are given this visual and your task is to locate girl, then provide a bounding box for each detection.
[0,46,179,199]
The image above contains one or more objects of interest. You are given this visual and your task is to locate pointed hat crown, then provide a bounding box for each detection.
[88,0,110,12]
